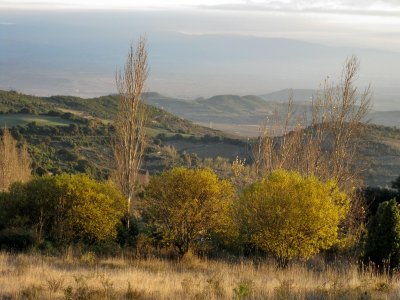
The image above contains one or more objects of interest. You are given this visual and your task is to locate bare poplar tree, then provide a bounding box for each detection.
[254,56,371,194]
[252,56,371,248]
[112,37,148,219]
[0,128,31,191]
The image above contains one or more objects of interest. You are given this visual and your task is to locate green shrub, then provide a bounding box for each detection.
[1,174,126,246]
[363,199,400,271]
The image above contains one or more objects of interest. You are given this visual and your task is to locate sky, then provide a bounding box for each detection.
[1,0,400,12]
[0,0,400,109]
[2,0,399,51]
[1,0,400,45]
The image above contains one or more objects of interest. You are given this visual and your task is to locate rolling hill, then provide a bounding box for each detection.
[1,89,400,187]
[0,90,247,179]
[144,92,292,125]
[260,89,317,103]
[143,90,400,137]
[0,90,222,136]
[357,124,400,187]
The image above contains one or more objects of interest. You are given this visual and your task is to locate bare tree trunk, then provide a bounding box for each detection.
[112,37,148,227]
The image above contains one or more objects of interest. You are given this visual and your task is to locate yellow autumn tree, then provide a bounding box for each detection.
[236,169,349,266]
[3,174,126,244]
[61,174,126,243]
[142,167,235,256]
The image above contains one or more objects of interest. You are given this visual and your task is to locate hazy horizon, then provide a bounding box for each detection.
[1,1,400,110]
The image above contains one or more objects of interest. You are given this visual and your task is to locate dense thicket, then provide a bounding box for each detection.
[0,174,125,249]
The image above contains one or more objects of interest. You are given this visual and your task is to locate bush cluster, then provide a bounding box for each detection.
[141,168,350,264]
[0,174,125,250]
[1,167,399,271]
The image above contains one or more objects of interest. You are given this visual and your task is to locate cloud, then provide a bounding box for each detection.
[2,0,400,15]
[0,0,243,10]
[199,0,400,17]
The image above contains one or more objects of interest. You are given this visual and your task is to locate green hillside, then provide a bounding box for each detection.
[0,114,74,127]
[0,90,56,113]
[46,95,118,119]
[0,90,247,179]
[1,89,400,187]
[0,90,222,137]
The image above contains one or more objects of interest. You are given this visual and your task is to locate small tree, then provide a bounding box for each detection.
[363,199,400,271]
[113,37,148,222]
[61,175,126,243]
[142,167,234,256]
[3,174,125,244]
[253,56,371,251]
[254,56,371,194]
[236,169,349,267]
[0,128,31,191]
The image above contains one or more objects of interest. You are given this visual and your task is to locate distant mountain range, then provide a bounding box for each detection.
[259,89,317,103]
[2,10,400,100]
[143,90,309,126]
[143,90,400,132]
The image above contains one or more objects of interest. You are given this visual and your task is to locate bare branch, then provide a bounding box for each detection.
[0,128,31,191]
[253,56,371,194]
[112,37,148,216]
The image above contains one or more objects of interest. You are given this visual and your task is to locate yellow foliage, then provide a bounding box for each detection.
[237,169,349,264]
[4,174,126,244]
[231,156,246,178]
[143,167,235,256]
[56,174,126,243]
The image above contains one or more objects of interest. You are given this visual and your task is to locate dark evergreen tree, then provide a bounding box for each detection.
[364,199,400,271]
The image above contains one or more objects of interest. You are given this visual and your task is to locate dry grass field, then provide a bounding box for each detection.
[0,251,399,299]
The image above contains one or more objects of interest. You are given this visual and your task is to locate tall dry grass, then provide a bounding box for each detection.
[0,251,399,299]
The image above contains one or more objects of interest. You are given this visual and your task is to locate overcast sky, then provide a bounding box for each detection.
[2,0,400,12]
[1,0,400,107]
[2,0,400,51]
[0,0,399,17]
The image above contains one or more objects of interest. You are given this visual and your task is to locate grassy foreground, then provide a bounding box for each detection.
[0,252,399,299]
